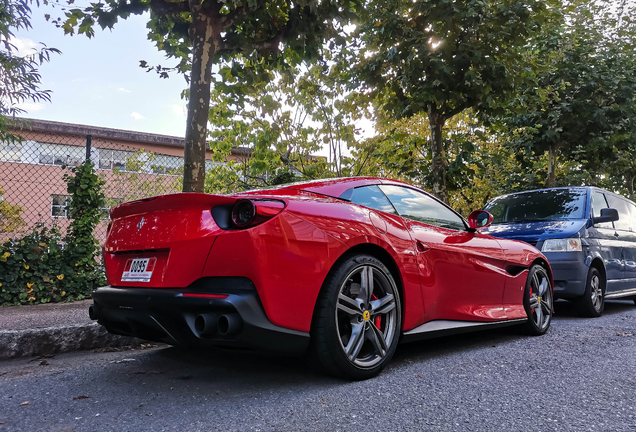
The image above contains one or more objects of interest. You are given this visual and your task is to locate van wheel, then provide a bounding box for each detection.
[576,267,604,317]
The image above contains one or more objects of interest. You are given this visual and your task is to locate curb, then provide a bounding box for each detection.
[0,323,140,360]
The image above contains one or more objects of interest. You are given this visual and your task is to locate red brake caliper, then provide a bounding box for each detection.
[371,294,382,329]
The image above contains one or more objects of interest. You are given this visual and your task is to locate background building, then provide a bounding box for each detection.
[0,118,248,242]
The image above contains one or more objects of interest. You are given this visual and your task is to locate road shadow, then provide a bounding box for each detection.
[554,298,635,319]
[145,322,530,385]
[90,300,635,392]
[393,323,526,364]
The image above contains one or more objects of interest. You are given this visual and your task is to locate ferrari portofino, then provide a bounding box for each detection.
[91,177,553,379]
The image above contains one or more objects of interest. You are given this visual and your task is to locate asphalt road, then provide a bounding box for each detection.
[1,300,635,432]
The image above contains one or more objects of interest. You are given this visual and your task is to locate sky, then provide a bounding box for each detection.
[14,5,189,137]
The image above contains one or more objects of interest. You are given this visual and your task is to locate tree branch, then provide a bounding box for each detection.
[150,0,190,16]
[219,31,284,54]
[220,0,269,29]
[444,103,468,120]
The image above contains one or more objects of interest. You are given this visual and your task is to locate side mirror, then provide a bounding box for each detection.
[468,210,494,229]
[593,208,619,225]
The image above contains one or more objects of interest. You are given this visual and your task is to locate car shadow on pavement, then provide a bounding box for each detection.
[97,299,635,387]
[392,324,526,364]
[553,299,635,319]
[146,323,531,384]
[152,345,338,384]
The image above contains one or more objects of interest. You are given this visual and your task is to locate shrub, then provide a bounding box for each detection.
[0,162,107,306]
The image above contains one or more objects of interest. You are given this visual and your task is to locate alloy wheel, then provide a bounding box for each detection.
[528,268,552,331]
[589,274,603,312]
[335,265,398,368]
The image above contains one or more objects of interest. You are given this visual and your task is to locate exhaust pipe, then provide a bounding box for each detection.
[194,313,218,337]
[88,305,98,320]
[217,313,242,337]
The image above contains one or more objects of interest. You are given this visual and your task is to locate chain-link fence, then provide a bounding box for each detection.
[1,129,185,244]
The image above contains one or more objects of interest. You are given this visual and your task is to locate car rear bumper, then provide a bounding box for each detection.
[90,278,310,356]
[543,251,588,299]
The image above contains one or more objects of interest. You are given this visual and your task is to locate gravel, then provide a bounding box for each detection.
[0,299,634,432]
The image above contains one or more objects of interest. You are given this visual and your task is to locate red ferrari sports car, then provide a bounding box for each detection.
[91,177,553,379]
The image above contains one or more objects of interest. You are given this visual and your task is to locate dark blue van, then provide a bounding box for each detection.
[482,187,636,317]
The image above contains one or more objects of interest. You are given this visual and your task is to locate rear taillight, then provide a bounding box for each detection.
[230,199,285,229]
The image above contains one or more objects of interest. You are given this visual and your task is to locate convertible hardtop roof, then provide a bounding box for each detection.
[239,177,410,199]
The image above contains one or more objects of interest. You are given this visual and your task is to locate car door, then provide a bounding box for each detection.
[590,190,624,293]
[623,201,636,289]
[378,184,508,322]
[605,194,633,293]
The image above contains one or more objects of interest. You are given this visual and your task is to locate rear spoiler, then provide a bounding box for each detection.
[110,193,237,220]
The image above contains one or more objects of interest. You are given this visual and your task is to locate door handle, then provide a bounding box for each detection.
[417,241,430,252]
[614,232,620,238]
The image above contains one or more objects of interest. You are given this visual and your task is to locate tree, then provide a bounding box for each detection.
[348,0,561,202]
[495,0,636,188]
[56,0,359,193]
[0,0,59,138]
[204,60,365,193]
[351,111,527,215]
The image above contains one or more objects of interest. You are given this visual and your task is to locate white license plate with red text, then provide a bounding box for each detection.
[121,258,157,282]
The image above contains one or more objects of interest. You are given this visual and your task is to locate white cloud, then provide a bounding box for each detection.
[118,87,130,93]
[172,104,186,118]
[130,112,145,120]
[15,102,46,112]
[9,36,38,57]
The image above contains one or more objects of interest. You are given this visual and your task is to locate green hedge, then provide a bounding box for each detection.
[0,226,106,305]
[0,162,107,306]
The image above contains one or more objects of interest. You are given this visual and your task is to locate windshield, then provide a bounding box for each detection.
[483,189,588,224]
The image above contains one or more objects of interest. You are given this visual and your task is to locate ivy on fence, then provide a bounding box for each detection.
[0,161,107,305]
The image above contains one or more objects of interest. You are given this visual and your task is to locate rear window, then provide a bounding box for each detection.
[484,189,588,225]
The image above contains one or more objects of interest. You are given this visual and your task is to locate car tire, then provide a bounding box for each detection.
[523,264,553,336]
[309,254,402,380]
[575,267,604,317]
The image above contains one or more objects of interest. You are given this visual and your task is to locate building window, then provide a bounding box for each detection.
[39,143,84,167]
[0,141,22,162]
[102,198,124,220]
[98,149,129,171]
[51,195,123,219]
[51,195,71,218]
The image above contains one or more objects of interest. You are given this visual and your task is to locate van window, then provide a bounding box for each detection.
[606,195,633,231]
[591,191,614,229]
[483,189,587,224]
[627,202,636,232]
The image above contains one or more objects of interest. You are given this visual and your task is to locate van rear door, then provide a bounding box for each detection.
[605,194,636,293]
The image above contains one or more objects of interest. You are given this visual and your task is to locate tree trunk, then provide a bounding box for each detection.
[182,9,218,193]
[546,142,562,188]
[626,172,634,197]
[427,108,448,203]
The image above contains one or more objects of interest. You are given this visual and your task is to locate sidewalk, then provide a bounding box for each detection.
[0,300,139,360]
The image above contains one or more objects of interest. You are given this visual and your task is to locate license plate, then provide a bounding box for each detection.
[121,258,157,282]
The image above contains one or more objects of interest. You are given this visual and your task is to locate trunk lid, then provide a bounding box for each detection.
[104,193,235,288]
